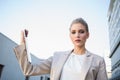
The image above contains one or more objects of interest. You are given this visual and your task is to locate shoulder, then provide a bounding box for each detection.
[53,50,71,56]
[87,51,106,67]
[88,51,105,62]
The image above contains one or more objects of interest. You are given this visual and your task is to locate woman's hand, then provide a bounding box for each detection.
[20,29,28,45]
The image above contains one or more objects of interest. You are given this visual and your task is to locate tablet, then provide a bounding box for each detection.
[24,29,32,63]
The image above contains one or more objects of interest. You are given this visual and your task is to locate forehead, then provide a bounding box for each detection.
[70,23,86,30]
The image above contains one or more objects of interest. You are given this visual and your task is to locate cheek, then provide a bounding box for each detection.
[81,34,88,40]
[70,34,74,41]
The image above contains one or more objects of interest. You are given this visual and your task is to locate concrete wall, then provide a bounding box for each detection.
[0,33,50,80]
[0,33,25,80]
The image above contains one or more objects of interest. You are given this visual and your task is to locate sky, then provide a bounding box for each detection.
[0,0,110,59]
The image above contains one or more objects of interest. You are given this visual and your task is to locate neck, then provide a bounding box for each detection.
[73,46,86,55]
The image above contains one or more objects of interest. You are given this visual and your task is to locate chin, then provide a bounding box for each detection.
[75,44,84,47]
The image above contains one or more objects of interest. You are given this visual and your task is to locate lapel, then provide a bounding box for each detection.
[53,50,93,80]
[80,50,93,80]
[54,50,72,80]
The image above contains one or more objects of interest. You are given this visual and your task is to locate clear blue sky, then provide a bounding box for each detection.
[0,0,110,59]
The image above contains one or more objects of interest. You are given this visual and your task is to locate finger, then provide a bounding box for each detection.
[20,30,25,45]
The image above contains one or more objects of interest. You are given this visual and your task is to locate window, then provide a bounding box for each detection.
[0,64,4,78]
[25,76,29,80]
[40,76,43,80]
[47,78,50,80]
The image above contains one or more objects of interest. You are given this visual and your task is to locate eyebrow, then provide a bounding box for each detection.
[70,28,86,31]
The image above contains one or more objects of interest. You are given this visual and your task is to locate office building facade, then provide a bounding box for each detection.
[0,33,49,80]
[107,0,120,79]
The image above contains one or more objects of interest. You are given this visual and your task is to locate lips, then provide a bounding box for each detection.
[75,39,81,42]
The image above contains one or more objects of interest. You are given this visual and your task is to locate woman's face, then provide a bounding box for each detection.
[70,23,89,48]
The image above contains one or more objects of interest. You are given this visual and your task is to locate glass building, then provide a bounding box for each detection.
[107,0,120,79]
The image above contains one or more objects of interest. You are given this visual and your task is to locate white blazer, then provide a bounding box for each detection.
[14,44,108,80]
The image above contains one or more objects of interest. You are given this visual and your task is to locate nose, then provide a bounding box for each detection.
[75,32,80,38]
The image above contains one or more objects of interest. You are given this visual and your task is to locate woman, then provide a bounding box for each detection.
[14,18,108,80]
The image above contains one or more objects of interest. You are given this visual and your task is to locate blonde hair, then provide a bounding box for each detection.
[70,18,89,32]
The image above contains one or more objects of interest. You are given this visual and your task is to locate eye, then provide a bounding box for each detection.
[79,30,85,33]
[71,31,76,34]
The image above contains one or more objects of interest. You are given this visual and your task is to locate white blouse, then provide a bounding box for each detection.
[61,52,86,80]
